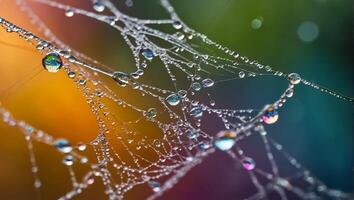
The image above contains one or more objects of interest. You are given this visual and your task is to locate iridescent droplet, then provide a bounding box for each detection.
[287,73,301,85]
[55,139,72,153]
[142,49,155,60]
[214,130,237,151]
[166,93,180,106]
[42,53,63,73]
[262,106,279,124]
[148,181,161,192]
[201,78,214,88]
[241,157,256,170]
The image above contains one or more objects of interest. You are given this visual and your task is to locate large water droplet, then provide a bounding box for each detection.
[166,93,180,106]
[214,130,237,151]
[42,53,63,73]
[55,139,72,153]
[262,106,279,124]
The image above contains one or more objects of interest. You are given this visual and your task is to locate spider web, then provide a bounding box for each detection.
[0,0,353,199]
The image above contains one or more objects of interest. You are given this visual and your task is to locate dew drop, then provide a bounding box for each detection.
[142,49,155,60]
[166,93,180,106]
[241,157,256,170]
[93,1,105,12]
[63,155,74,166]
[190,106,203,118]
[172,20,182,29]
[239,71,245,78]
[54,139,73,153]
[148,181,161,192]
[145,108,157,118]
[262,106,279,124]
[191,82,201,91]
[201,78,214,88]
[177,90,187,98]
[77,143,86,151]
[42,53,63,73]
[287,73,301,85]
[187,129,199,139]
[112,71,130,86]
[214,130,237,151]
[65,9,74,17]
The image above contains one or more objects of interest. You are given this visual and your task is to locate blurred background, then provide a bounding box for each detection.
[0,0,352,199]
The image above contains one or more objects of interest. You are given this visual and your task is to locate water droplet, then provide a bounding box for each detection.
[172,20,182,29]
[142,49,155,60]
[285,88,294,98]
[67,71,76,78]
[187,129,198,139]
[93,1,105,12]
[214,130,237,151]
[178,90,187,98]
[63,155,74,166]
[175,32,185,40]
[262,106,279,124]
[191,82,201,91]
[77,143,86,151]
[65,9,74,17]
[201,78,214,88]
[241,157,256,170]
[166,93,180,106]
[148,181,161,192]
[190,106,203,118]
[145,108,157,118]
[287,73,301,85]
[55,139,73,153]
[42,53,63,73]
[239,71,245,78]
[112,71,130,86]
[198,142,210,151]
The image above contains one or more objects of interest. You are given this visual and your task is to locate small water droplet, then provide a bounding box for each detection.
[239,71,245,78]
[112,71,130,86]
[142,49,155,60]
[145,108,157,118]
[187,129,199,139]
[287,73,301,85]
[42,53,63,73]
[191,82,202,91]
[190,106,203,118]
[93,1,105,12]
[65,9,74,17]
[55,139,72,153]
[201,78,214,88]
[172,20,182,29]
[63,155,74,166]
[148,181,161,192]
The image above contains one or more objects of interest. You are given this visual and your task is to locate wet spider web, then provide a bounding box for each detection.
[0,0,353,199]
